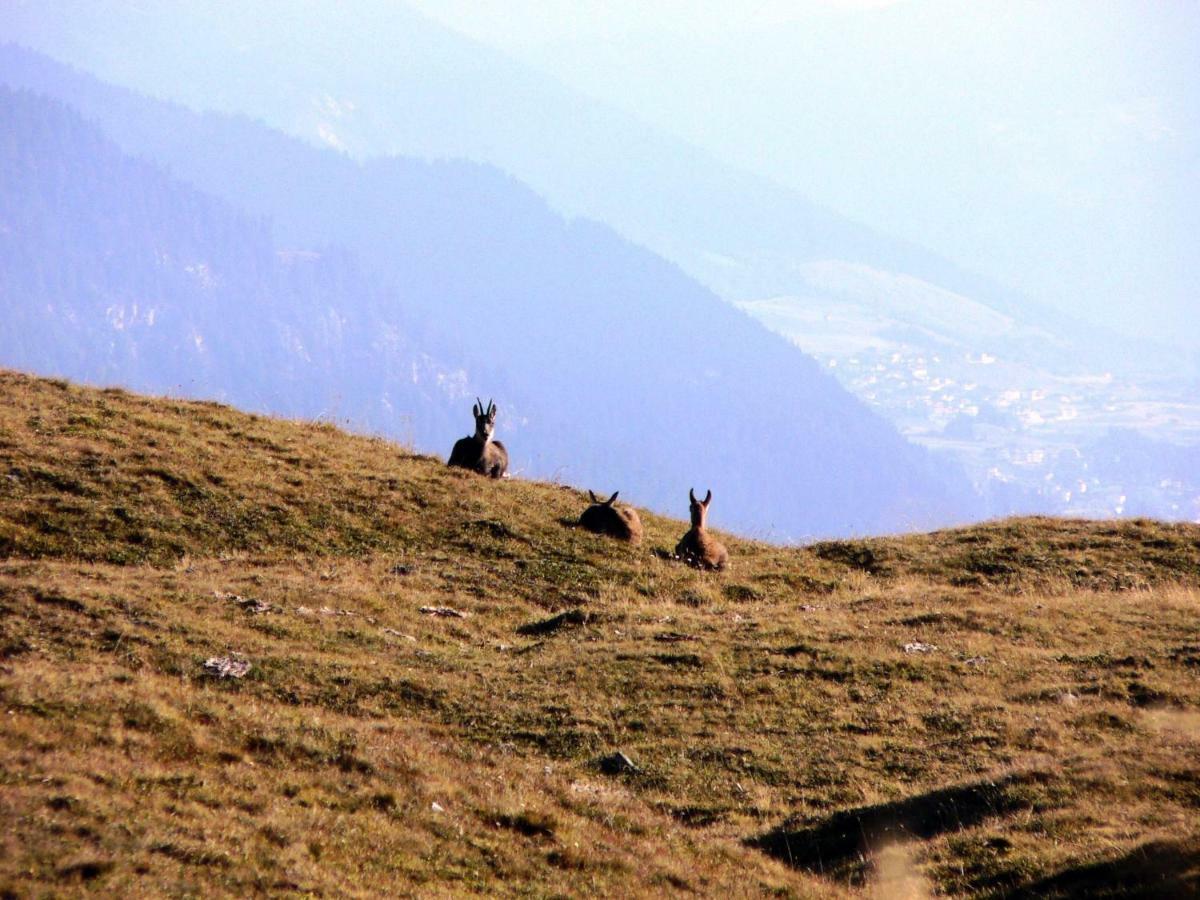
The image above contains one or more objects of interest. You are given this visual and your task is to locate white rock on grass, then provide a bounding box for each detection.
[203,656,251,679]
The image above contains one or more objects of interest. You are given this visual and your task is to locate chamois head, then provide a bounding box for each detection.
[472,397,497,442]
[688,488,713,528]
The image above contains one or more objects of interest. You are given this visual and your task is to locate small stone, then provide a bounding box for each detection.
[654,632,697,643]
[597,751,642,776]
[389,564,411,576]
[382,628,417,642]
[215,591,274,614]
[903,642,938,654]
[431,801,445,813]
[964,656,988,667]
[203,656,251,679]
[420,606,468,618]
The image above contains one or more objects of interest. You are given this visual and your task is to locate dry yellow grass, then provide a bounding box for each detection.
[1,369,1199,897]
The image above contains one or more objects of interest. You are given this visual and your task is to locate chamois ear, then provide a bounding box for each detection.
[488,399,497,417]
[588,490,600,504]
[606,491,619,506]
[689,488,697,505]
[703,490,712,507]
[474,397,483,417]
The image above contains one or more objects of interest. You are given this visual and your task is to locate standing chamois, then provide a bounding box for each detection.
[675,488,729,570]
[580,490,643,544]
[447,397,508,478]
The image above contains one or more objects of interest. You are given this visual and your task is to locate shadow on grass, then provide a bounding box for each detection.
[516,609,594,636]
[746,772,1046,881]
[1001,839,1200,899]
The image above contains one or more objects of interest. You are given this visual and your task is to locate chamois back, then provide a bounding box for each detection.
[580,490,643,544]
[674,488,729,570]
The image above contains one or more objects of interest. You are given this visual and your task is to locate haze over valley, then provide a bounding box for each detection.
[1,48,973,539]
[740,265,1200,522]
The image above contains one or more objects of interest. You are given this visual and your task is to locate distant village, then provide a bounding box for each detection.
[819,344,1200,522]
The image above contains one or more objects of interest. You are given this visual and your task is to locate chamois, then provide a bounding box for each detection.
[447,397,508,478]
[580,490,643,544]
[675,488,729,570]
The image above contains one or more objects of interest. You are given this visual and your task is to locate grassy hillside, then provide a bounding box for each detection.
[1,369,1198,897]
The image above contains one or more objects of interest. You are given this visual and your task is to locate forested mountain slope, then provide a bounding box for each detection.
[0,86,499,448]
[0,1,1046,324]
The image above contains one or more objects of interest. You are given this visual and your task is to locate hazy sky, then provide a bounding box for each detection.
[3,0,1193,344]
[409,0,905,44]
[410,0,1199,347]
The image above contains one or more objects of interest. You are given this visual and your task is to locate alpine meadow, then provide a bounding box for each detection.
[1,371,1198,896]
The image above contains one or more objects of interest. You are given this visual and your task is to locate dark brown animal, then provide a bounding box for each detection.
[675,488,729,570]
[447,397,508,478]
[580,490,643,544]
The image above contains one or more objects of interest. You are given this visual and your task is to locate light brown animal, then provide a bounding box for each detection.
[674,488,729,570]
[580,490,643,544]
[447,397,508,478]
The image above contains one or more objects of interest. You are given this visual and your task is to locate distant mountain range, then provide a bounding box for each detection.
[0,0,1092,339]
[0,52,979,538]
[485,0,1199,349]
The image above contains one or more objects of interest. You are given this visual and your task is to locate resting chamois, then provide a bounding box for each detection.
[447,398,508,478]
[675,488,728,570]
[580,490,643,544]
